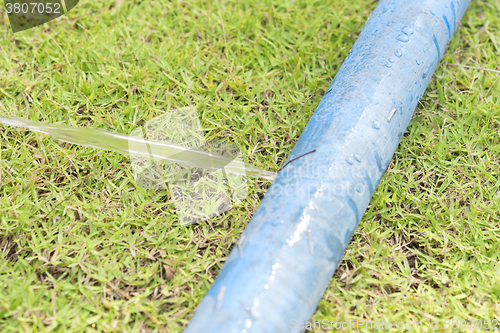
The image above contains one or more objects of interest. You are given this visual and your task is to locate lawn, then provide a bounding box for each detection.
[0,0,499,332]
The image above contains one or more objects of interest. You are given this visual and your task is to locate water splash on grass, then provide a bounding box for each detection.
[0,115,276,181]
[0,108,276,224]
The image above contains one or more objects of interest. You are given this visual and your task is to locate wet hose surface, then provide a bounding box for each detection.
[184,1,471,332]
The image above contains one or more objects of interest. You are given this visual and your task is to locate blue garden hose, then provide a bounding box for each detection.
[185,0,471,332]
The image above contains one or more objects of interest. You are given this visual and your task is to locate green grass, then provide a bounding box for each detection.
[0,0,499,332]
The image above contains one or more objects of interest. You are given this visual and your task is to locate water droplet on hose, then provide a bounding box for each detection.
[397,34,410,42]
[372,120,381,130]
[402,27,414,36]
[346,156,354,165]
[354,154,362,162]
[385,62,393,68]
[395,49,403,58]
